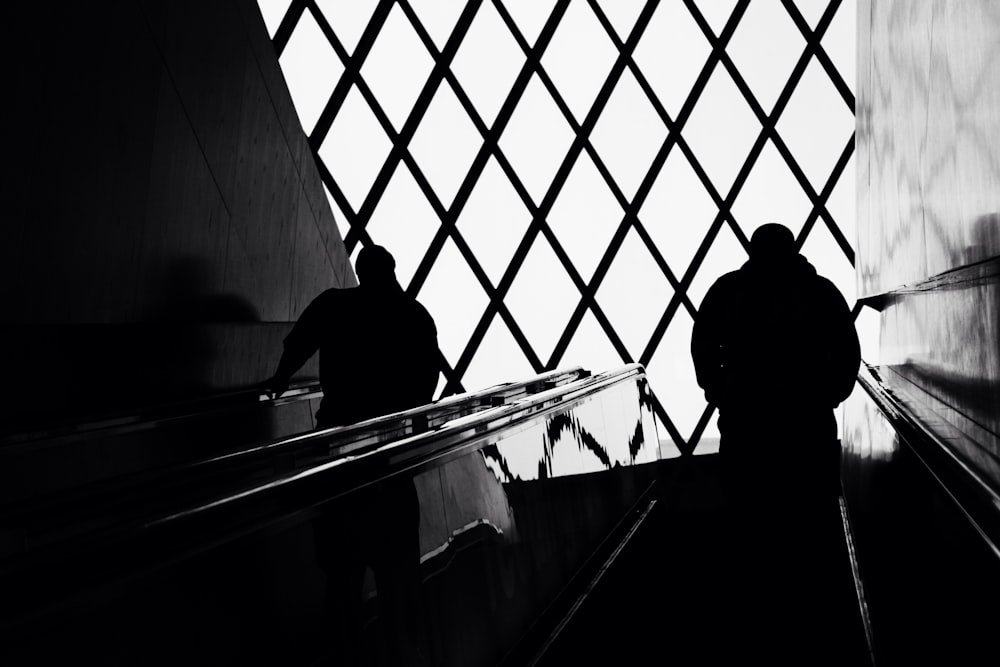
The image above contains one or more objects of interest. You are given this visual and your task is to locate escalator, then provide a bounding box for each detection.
[0,365,661,665]
[4,362,998,665]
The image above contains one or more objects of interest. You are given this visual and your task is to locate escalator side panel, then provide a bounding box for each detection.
[0,370,660,666]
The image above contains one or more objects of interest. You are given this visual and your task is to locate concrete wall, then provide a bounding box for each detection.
[0,1,354,428]
[856,0,1000,483]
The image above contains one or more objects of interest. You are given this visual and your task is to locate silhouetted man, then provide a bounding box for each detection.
[690,223,860,660]
[265,244,437,665]
[265,244,439,426]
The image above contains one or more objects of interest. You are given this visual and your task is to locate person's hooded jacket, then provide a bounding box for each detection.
[691,250,860,424]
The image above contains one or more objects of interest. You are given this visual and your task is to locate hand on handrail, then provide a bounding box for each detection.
[261,375,290,401]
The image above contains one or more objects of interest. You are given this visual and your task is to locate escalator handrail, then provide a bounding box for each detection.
[0,367,585,456]
[1,365,633,556]
[857,363,1000,559]
[0,364,650,627]
[0,367,591,538]
[0,379,323,449]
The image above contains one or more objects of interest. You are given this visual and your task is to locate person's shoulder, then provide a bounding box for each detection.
[305,286,359,313]
[317,286,358,302]
[409,296,435,321]
[705,269,745,295]
[811,274,847,300]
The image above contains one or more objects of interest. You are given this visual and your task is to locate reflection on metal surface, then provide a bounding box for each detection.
[1,365,663,666]
[843,372,899,466]
[857,0,1000,498]
[493,376,659,482]
[858,0,1000,296]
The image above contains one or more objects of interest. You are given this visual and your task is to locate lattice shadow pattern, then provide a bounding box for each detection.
[267,0,856,456]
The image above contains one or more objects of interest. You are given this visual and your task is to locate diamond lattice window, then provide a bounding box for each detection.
[259,0,857,456]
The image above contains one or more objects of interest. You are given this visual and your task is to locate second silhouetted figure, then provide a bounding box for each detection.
[690,222,861,662]
[266,244,439,427]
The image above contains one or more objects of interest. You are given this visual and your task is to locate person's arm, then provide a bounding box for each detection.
[416,307,441,402]
[264,294,326,398]
[826,283,861,406]
[691,281,727,407]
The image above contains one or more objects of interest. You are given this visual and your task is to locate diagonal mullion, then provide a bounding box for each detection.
[634,2,756,349]
[650,392,687,458]
[389,1,551,382]
[464,0,644,372]
[507,1,662,370]
[797,133,856,263]
[705,0,856,270]
[313,157,373,248]
[272,0,307,56]
[549,0,751,446]
[687,403,718,455]
[819,134,857,264]
[338,1,478,253]
[692,0,837,249]
[444,0,573,385]
[782,0,854,112]
[308,1,394,150]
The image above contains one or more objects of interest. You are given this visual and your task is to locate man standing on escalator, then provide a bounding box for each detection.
[690,223,861,661]
[264,243,440,427]
[264,244,438,665]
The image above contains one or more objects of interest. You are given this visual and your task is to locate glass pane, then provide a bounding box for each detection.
[547,152,622,282]
[501,0,558,47]
[323,182,351,243]
[408,0,464,52]
[364,163,439,290]
[595,227,673,361]
[694,0,740,39]
[826,154,857,258]
[683,65,761,197]
[504,234,579,364]
[417,239,489,367]
[452,1,525,127]
[499,74,574,206]
[634,0,711,119]
[590,68,667,200]
[319,85,392,211]
[541,0,617,123]
[597,0,646,42]
[462,314,534,392]
[409,80,482,207]
[800,218,856,304]
[655,413,683,459]
[687,222,748,308]
[727,0,805,113]
[256,0,291,38]
[640,148,717,283]
[794,0,830,30]
[646,308,706,442]
[776,58,853,191]
[361,3,434,131]
[732,139,812,240]
[279,8,343,134]
[455,157,532,287]
[559,307,624,376]
[822,0,856,93]
[314,0,378,54]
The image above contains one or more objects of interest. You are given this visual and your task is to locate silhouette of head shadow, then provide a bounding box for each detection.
[356,245,397,289]
[749,223,796,268]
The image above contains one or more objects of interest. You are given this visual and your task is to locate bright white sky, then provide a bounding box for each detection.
[258,0,870,452]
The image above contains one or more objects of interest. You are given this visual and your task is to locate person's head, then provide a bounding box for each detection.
[749,223,796,268]
[355,244,397,288]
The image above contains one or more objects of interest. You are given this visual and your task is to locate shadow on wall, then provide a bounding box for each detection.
[0,255,260,433]
[145,255,259,400]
